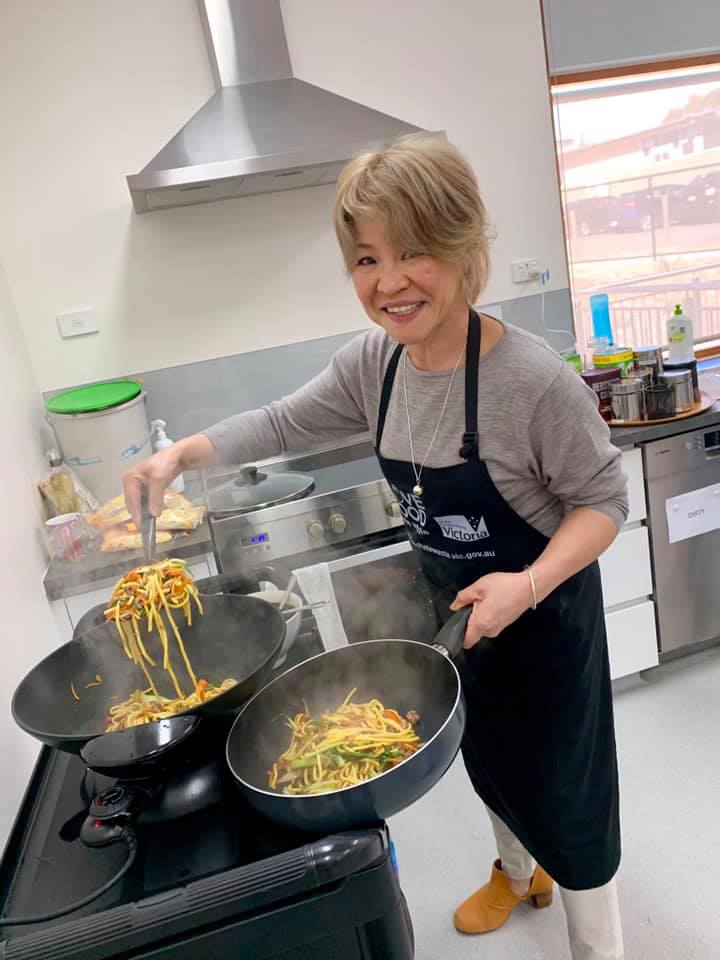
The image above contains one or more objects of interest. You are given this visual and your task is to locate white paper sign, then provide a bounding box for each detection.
[665,482,720,544]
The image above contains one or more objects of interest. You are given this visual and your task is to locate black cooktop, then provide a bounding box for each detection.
[0,745,414,960]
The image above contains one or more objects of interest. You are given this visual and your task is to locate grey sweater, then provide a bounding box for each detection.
[204,321,628,537]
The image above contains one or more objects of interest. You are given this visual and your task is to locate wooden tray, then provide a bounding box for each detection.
[609,390,715,427]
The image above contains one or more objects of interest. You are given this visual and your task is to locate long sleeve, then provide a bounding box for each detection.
[528,363,629,530]
[203,334,371,465]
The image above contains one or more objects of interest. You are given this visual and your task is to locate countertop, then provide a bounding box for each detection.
[43,522,213,601]
[610,401,720,447]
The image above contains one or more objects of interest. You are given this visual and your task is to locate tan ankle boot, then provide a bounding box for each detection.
[453,858,554,934]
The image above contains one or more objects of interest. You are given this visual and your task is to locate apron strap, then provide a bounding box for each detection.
[375,343,404,449]
[460,309,481,460]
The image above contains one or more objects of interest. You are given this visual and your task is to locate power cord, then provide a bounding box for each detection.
[0,828,138,927]
[536,268,577,350]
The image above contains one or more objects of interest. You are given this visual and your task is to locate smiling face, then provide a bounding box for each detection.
[351,220,467,347]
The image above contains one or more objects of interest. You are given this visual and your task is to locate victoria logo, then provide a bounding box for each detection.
[434,514,490,542]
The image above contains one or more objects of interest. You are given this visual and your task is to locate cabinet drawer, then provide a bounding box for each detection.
[621,447,646,524]
[605,601,658,679]
[599,525,652,608]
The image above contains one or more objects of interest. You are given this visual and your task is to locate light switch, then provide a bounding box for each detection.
[57,309,99,339]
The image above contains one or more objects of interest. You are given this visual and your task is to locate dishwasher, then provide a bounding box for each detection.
[645,424,720,654]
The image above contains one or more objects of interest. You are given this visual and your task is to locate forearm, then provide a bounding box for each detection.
[174,433,216,471]
[530,507,618,603]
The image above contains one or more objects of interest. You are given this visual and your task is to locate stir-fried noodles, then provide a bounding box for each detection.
[268,688,422,795]
[101,559,235,731]
[106,679,237,732]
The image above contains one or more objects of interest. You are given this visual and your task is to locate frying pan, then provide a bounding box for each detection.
[226,608,469,832]
[12,595,285,757]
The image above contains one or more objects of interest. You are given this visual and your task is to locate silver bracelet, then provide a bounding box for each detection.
[525,565,538,611]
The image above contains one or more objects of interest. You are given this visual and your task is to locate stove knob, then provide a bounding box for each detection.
[328,513,347,534]
[307,520,325,540]
[386,501,402,518]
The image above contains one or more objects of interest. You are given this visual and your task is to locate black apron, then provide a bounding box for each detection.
[375,310,620,891]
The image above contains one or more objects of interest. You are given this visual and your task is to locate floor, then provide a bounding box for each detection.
[389,645,720,960]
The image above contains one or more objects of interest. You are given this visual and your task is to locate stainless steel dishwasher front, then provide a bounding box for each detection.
[644,425,720,653]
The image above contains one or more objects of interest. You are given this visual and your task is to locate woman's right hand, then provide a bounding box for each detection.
[122,433,215,526]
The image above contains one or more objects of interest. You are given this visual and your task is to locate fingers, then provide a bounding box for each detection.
[462,598,503,648]
[450,583,483,611]
[122,456,170,526]
[463,603,485,649]
[122,471,145,529]
[148,480,166,519]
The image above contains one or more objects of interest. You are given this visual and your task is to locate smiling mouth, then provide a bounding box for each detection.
[382,301,425,320]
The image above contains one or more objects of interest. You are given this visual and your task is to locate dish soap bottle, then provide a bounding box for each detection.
[667,304,694,362]
[151,420,184,493]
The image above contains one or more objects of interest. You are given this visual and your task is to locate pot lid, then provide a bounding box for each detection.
[46,380,142,415]
[208,467,315,515]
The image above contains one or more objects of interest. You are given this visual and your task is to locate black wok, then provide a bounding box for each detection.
[226,609,469,832]
[12,595,285,756]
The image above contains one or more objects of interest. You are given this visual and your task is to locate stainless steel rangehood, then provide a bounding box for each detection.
[126,0,427,213]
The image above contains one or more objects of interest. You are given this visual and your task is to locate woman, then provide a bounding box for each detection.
[124,136,626,960]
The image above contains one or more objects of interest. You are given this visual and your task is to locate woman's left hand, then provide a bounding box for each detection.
[449,572,533,649]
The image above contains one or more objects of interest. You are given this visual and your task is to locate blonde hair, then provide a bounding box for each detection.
[333,135,492,303]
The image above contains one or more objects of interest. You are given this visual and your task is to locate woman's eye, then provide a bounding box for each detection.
[401,251,422,260]
[356,255,376,266]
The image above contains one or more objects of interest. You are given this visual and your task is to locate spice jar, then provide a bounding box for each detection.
[663,359,699,402]
[645,382,675,420]
[659,370,694,413]
[593,346,635,378]
[633,345,664,384]
[611,379,644,422]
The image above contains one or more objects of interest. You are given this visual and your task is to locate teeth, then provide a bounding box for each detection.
[386,303,421,315]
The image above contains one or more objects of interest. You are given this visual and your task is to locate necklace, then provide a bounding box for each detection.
[402,343,466,497]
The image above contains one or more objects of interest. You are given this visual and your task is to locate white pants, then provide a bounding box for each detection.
[488,808,624,960]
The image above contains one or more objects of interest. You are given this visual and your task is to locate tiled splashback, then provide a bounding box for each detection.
[47,289,573,442]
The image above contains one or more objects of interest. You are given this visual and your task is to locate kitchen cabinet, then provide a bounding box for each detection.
[599,526,653,608]
[605,601,658,679]
[601,448,659,679]
[622,447,646,524]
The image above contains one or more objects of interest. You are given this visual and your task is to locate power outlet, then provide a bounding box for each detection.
[57,309,99,339]
[511,258,541,284]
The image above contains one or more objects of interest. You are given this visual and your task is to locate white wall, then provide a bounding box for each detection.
[0,0,567,394]
[281,0,568,300]
[0,260,61,849]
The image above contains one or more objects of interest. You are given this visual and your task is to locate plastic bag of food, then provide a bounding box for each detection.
[100,528,174,553]
[156,505,205,531]
[91,492,204,531]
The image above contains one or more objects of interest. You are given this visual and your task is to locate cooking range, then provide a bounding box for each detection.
[0,436,445,958]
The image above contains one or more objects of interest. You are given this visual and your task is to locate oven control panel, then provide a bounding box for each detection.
[210,479,405,569]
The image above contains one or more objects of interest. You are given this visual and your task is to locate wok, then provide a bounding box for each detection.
[226,608,469,832]
[12,595,285,757]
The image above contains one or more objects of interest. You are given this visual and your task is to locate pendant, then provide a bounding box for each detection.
[413,483,424,496]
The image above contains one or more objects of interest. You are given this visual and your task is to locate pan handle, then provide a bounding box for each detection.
[432,606,471,660]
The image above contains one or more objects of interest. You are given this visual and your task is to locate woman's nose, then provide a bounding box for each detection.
[377,265,410,295]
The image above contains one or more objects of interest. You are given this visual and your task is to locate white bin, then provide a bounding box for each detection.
[46,381,151,503]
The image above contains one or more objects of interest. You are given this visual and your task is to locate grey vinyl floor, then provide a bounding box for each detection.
[388,645,720,960]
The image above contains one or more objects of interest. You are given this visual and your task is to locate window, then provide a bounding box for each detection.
[552,64,720,358]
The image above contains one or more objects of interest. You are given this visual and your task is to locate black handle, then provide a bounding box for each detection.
[433,606,471,660]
